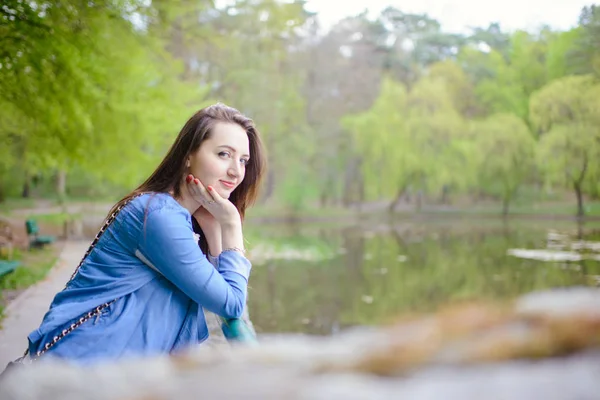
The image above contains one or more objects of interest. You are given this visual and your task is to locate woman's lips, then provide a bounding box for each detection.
[219,180,235,189]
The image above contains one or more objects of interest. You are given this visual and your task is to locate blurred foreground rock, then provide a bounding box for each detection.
[1,287,600,400]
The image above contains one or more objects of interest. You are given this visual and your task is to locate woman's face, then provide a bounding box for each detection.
[188,122,250,199]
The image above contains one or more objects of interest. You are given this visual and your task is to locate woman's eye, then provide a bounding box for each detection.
[240,158,249,165]
[218,151,230,158]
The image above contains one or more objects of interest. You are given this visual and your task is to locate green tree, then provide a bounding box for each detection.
[462,29,550,122]
[342,74,472,211]
[569,5,600,77]
[546,29,580,80]
[341,76,413,205]
[0,0,202,199]
[428,60,479,117]
[471,114,536,215]
[530,75,600,216]
[471,50,529,119]
[404,75,472,205]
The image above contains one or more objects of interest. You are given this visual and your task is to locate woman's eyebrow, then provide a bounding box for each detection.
[218,145,250,158]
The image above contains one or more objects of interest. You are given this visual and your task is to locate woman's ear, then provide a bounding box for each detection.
[186,158,191,168]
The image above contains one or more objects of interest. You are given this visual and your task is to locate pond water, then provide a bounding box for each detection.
[244,217,600,336]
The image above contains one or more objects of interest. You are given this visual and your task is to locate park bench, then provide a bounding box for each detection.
[0,218,20,278]
[25,219,56,249]
[0,259,20,278]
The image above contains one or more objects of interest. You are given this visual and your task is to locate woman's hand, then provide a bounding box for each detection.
[186,174,241,227]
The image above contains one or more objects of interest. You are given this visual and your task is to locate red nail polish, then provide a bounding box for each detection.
[194,178,199,184]
[186,175,192,183]
[207,186,213,191]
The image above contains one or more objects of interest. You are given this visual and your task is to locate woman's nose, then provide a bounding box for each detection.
[228,161,241,177]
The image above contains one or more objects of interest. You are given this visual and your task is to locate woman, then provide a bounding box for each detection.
[25,103,266,364]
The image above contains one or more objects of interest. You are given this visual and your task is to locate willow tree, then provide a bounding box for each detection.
[530,75,600,217]
[403,74,473,207]
[342,72,473,211]
[471,114,536,215]
[341,77,415,208]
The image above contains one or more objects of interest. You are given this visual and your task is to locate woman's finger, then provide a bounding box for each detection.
[206,185,224,204]
[187,174,212,204]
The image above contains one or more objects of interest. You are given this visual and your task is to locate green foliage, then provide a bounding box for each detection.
[470,114,536,213]
[568,5,600,76]
[0,0,209,197]
[472,49,529,120]
[536,123,599,184]
[341,76,413,200]
[546,29,580,80]
[2,1,600,219]
[530,75,599,132]
[340,6,600,216]
[0,247,59,291]
[343,70,474,203]
[508,30,549,97]
[531,75,600,215]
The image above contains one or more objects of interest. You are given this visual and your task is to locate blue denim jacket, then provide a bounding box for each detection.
[28,193,251,364]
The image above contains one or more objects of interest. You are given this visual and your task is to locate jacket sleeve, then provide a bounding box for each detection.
[136,205,250,319]
[206,250,256,333]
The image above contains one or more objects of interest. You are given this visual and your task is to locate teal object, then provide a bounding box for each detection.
[0,260,20,278]
[25,219,55,248]
[220,317,258,345]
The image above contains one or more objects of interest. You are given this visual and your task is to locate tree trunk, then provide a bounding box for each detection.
[22,177,30,198]
[439,185,450,205]
[388,185,407,214]
[415,190,423,212]
[502,197,510,217]
[21,168,33,198]
[502,184,518,217]
[319,188,328,208]
[342,157,361,208]
[575,182,585,218]
[356,171,365,213]
[56,170,67,198]
[574,156,588,218]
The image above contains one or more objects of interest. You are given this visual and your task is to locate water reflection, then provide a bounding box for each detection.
[246,219,600,336]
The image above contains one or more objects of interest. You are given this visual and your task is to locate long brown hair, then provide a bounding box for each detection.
[108,103,266,225]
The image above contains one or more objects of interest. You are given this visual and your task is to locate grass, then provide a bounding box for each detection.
[247,199,600,223]
[0,244,62,324]
[511,201,600,217]
[425,201,600,218]
[25,212,81,227]
[0,198,38,214]
[3,195,600,225]
[0,195,117,215]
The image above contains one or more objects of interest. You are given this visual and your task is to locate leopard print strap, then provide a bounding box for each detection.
[27,192,149,360]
